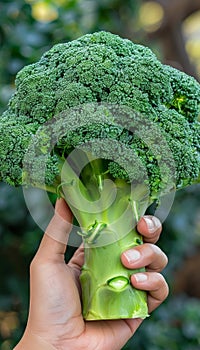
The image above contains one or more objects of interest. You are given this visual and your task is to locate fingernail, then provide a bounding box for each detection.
[124,249,141,263]
[143,216,161,233]
[134,273,148,282]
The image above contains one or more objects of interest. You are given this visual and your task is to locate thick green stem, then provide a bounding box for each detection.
[80,227,148,320]
[60,156,150,320]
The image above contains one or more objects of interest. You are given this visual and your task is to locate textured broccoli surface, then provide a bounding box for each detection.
[1,31,199,195]
[0,31,200,320]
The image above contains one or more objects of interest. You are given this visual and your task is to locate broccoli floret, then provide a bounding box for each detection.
[0,117,35,186]
[164,65,200,122]
[1,31,200,321]
[6,31,172,124]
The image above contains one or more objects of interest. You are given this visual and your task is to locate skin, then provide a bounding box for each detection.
[14,199,169,350]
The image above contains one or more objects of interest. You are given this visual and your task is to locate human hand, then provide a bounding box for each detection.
[14,198,168,350]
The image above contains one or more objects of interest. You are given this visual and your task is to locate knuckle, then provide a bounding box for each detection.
[149,243,162,255]
[157,272,165,283]
[164,284,170,300]
[30,255,39,272]
[30,257,37,274]
[30,254,44,274]
[156,273,169,299]
[162,252,168,268]
[152,217,162,233]
[148,244,168,270]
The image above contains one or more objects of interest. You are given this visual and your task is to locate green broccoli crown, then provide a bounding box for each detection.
[0,31,200,197]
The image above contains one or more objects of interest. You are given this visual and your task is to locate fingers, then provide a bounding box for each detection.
[68,244,84,271]
[137,215,162,243]
[121,228,169,314]
[121,243,168,272]
[131,272,169,313]
[35,198,73,261]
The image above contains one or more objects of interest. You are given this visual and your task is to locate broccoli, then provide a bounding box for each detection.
[0,31,200,320]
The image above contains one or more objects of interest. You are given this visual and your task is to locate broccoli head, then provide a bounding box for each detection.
[1,31,199,193]
[0,31,200,320]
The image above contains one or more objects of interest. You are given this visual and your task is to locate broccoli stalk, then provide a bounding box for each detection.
[0,31,200,320]
[60,152,150,319]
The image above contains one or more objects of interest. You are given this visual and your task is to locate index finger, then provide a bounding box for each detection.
[137,215,162,244]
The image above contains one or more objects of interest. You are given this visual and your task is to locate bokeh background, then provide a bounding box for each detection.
[0,0,200,349]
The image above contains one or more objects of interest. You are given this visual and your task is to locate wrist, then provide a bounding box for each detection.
[13,331,57,350]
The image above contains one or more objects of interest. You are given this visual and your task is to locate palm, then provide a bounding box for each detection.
[33,246,140,350]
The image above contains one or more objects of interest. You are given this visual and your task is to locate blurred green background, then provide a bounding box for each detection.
[0,0,200,349]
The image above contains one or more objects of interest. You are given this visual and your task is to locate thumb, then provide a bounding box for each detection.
[37,198,73,259]
[55,197,73,222]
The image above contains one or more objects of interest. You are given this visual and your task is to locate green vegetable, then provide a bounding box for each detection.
[0,31,200,320]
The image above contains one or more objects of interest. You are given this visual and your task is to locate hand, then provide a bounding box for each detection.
[14,199,168,350]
